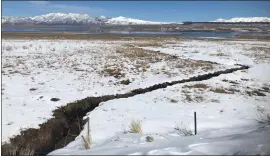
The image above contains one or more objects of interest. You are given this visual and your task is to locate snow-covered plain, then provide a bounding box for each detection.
[48,38,270,155]
[142,39,270,65]
[51,67,270,154]
[2,39,232,142]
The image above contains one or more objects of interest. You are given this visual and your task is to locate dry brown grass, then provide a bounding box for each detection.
[81,135,92,149]
[246,90,266,97]
[174,123,193,136]
[2,32,179,41]
[262,86,270,92]
[222,79,239,84]
[249,47,270,52]
[113,47,177,76]
[22,45,28,50]
[101,64,125,79]
[184,94,193,102]
[118,47,166,60]
[194,95,205,102]
[4,46,13,51]
[164,59,215,78]
[3,144,35,156]
[228,88,240,93]
[183,94,205,102]
[210,52,228,57]
[211,99,220,103]
[182,83,241,102]
[2,64,14,68]
[132,41,163,47]
[210,88,232,94]
[102,68,125,79]
[256,106,270,125]
[129,119,142,134]
[191,60,214,70]
[182,60,214,71]
[245,46,270,63]
[167,98,179,103]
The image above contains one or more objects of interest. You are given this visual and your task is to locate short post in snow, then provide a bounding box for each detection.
[194,111,197,135]
[87,117,90,138]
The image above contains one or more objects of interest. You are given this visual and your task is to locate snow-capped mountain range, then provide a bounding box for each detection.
[213,17,270,22]
[2,13,270,25]
[105,16,169,25]
[2,13,171,25]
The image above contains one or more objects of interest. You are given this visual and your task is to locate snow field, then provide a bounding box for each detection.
[49,38,270,155]
[2,39,228,142]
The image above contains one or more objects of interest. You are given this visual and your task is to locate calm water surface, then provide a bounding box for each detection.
[3,25,269,38]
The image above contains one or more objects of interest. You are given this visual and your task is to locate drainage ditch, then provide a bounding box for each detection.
[1,65,249,156]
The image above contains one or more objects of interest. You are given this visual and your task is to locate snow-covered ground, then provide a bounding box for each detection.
[47,39,270,155]
[142,39,270,66]
[2,39,231,142]
[51,126,270,155]
[49,63,270,155]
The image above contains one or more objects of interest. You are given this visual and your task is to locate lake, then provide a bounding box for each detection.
[2,25,269,38]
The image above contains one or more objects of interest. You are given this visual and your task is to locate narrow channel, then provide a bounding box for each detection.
[2,64,249,156]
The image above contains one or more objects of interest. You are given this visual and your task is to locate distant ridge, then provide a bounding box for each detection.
[2,13,269,25]
[212,17,270,22]
[2,13,174,25]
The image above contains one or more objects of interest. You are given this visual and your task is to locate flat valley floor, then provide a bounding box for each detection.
[2,33,270,155]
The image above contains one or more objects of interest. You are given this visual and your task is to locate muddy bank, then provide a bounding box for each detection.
[1,64,249,156]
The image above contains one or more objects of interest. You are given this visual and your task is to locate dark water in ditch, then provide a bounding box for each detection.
[3,25,269,38]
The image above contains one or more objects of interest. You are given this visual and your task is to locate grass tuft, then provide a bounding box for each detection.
[184,94,193,102]
[168,98,179,103]
[129,119,142,134]
[174,122,193,136]
[246,90,266,97]
[210,88,232,94]
[256,106,270,125]
[5,46,13,51]
[81,135,92,149]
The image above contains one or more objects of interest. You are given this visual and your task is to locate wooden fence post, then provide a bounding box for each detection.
[194,112,197,135]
